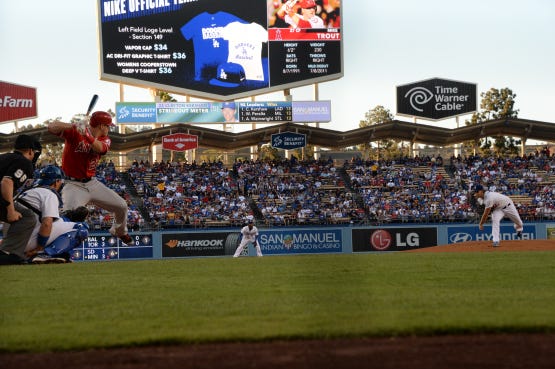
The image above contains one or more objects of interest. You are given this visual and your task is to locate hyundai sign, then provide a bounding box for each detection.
[396,78,477,121]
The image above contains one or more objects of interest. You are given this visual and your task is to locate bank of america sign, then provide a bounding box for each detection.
[396,78,477,121]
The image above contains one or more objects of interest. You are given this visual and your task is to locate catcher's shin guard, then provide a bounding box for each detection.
[43,223,89,256]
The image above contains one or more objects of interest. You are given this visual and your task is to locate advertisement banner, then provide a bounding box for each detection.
[162,133,198,151]
[271,131,307,150]
[116,102,157,123]
[396,78,477,121]
[0,81,38,123]
[157,102,224,123]
[162,232,240,257]
[259,229,342,255]
[352,227,438,252]
[447,224,536,243]
[547,225,555,240]
[116,100,331,124]
[293,101,331,123]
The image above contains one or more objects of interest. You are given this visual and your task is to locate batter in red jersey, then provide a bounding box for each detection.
[48,111,131,244]
[277,0,325,29]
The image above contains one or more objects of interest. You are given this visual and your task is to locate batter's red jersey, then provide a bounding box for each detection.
[57,127,111,179]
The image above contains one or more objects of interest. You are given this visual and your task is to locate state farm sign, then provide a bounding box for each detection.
[162,133,198,151]
[0,81,38,123]
[396,78,477,121]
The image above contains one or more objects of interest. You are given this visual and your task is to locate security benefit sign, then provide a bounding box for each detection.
[162,133,198,151]
[352,227,437,252]
[259,229,342,255]
[271,131,306,150]
[396,78,477,120]
[162,232,240,257]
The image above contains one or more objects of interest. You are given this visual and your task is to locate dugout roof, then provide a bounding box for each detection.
[1,117,554,153]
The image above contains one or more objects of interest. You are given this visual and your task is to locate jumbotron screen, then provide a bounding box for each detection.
[97,0,343,100]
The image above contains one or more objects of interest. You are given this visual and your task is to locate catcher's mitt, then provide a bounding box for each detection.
[62,206,89,222]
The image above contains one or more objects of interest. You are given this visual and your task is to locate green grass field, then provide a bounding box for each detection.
[1,252,554,353]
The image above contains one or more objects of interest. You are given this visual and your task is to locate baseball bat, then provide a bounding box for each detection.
[86,94,99,116]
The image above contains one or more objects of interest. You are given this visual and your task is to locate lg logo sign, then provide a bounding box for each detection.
[370,229,421,251]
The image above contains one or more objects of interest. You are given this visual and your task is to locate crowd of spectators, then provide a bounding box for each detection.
[127,159,253,228]
[233,157,366,226]
[79,148,555,231]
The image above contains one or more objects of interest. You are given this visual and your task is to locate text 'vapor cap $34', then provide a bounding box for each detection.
[209,62,246,88]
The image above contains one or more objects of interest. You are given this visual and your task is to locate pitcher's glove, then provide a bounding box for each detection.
[62,206,89,222]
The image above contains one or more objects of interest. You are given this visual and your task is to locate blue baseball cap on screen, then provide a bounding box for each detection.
[474,184,484,192]
[222,101,236,109]
[209,63,246,88]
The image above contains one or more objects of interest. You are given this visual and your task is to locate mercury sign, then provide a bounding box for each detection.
[396,78,477,121]
[271,131,306,150]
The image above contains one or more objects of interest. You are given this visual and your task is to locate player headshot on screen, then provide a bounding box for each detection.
[277,0,325,29]
[221,101,237,122]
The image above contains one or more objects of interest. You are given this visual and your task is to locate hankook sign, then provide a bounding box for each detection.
[396,78,477,121]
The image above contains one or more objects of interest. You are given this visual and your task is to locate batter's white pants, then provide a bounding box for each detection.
[63,178,128,237]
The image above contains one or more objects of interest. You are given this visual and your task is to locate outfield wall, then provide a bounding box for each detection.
[69,222,555,261]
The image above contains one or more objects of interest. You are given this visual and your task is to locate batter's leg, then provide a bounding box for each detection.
[62,182,92,211]
[87,179,128,237]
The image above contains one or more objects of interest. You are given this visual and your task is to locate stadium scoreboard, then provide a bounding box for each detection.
[238,102,293,122]
[98,0,343,101]
[72,234,154,261]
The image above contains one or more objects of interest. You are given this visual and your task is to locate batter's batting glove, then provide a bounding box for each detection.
[280,0,298,14]
[72,118,90,135]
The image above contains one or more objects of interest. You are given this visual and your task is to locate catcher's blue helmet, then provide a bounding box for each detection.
[37,165,65,186]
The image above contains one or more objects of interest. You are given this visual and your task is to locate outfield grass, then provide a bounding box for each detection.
[1,252,554,352]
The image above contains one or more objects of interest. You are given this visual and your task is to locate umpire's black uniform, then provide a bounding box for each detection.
[0,135,41,264]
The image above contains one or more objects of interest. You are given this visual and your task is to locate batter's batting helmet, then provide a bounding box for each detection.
[90,111,115,128]
[298,0,317,8]
[37,165,65,186]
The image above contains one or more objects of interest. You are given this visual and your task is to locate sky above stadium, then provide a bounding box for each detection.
[1,0,554,136]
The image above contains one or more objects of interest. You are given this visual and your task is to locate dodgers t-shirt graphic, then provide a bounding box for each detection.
[222,22,268,82]
[180,12,246,81]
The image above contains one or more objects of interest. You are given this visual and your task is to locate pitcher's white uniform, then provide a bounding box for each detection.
[233,222,263,257]
[483,191,524,243]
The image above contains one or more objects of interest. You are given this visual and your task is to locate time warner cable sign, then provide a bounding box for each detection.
[396,78,477,121]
